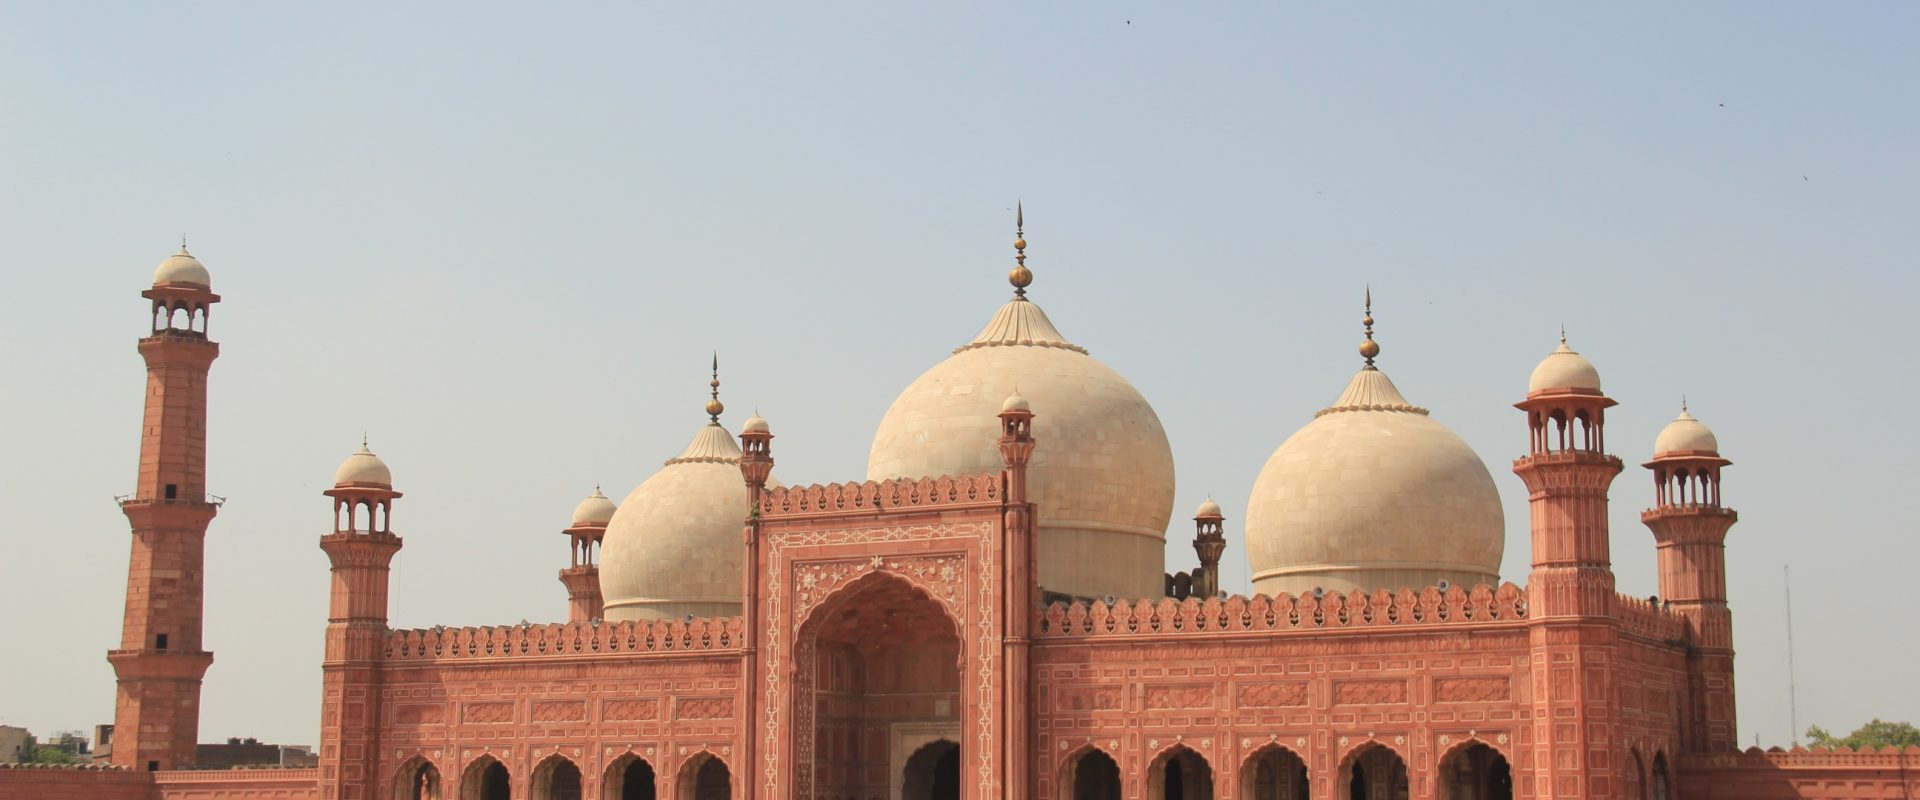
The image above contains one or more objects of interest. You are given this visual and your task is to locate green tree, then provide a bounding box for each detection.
[25,745,74,765]
[1805,719,1920,749]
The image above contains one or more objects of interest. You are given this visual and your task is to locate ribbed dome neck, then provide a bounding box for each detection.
[953,298,1089,355]
[664,423,742,466]
[1315,368,1430,418]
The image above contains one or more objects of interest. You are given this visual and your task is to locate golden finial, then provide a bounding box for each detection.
[180,234,190,255]
[705,353,724,423]
[1009,201,1033,298]
[1358,285,1380,368]
[1560,323,1567,346]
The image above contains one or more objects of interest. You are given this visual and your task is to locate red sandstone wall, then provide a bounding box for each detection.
[1679,747,1920,799]
[0,765,153,800]
[154,768,320,800]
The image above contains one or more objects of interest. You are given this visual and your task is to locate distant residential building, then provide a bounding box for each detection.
[0,726,28,763]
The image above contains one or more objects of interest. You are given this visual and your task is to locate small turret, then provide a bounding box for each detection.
[560,487,615,622]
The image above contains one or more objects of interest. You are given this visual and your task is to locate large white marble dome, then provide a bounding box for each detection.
[600,416,775,621]
[868,270,1175,601]
[1245,352,1504,597]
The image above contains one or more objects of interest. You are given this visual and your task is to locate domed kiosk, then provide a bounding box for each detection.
[600,365,774,621]
[867,210,1174,600]
[1244,294,1505,596]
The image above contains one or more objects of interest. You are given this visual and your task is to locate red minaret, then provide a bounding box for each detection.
[560,487,615,622]
[996,390,1038,798]
[1641,402,1739,752]
[737,410,773,800]
[318,442,402,800]
[109,245,221,771]
[1513,333,1624,798]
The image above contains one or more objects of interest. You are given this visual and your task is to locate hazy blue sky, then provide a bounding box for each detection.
[2,2,1914,750]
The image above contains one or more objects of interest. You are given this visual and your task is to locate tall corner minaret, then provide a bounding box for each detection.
[1512,332,1625,799]
[1191,497,1226,600]
[109,244,222,770]
[317,441,403,800]
[561,487,615,622]
[1641,402,1739,752]
[1513,332,1624,616]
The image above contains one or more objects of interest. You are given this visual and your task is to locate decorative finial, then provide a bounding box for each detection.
[1681,395,1689,414]
[1009,201,1033,298]
[705,353,724,423]
[1559,324,1567,346]
[361,431,368,448]
[1358,285,1380,368]
[180,234,189,255]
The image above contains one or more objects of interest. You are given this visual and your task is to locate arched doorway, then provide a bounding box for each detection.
[676,753,730,800]
[461,756,511,800]
[1241,745,1309,800]
[602,754,657,800]
[797,572,962,799]
[1437,742,1511,800]
[533,755,583,800]
[1339,743,1407,800]
[392,756,442,800]
[1651,752,1671,800]
[1624,749,1646,800]
[902,739,960,800]
[1148,744,1214,800]
[1063,748,1122,800]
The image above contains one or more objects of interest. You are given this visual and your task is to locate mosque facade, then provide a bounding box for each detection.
[1,231,1915,800]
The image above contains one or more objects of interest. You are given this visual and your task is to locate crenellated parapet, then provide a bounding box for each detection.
[384,617,746,661]
[1037,582,1528,638]
[758,473,1002,518]
[1613,592,1690,643]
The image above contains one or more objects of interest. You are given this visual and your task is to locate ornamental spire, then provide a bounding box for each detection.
[705,353,724,424]
[1359,285,1380,369]
[1009,201,1033,298]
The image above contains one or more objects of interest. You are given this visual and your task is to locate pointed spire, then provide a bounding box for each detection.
[705,353,725,424]
[1009,201,1033,298]
[179,234,190,255]
[1559,323,1567,346]
[1358,285,1381,369]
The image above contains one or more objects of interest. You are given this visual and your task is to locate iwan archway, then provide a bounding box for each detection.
[796,571,963,800]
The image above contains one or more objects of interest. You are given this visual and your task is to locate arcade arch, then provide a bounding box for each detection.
[1338,743,1408,800]
[391,756,442,800]
[460,755,511,800]
[1147,744,1214,800]
[901,739,960,800]
[532,755,583,800]
[602,753,658,800]
[1240,744,1309,800]
[675,753,730,800]
[1061,747,1122,800]
[1436,741,1512,800]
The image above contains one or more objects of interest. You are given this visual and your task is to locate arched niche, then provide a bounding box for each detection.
[901,739,959,800]
[532,754,584,800]
[1147,744,1213,800]
[602,753,657,800]
[461,755,511,800]
[1338,742,1408,800]
[1059,747,1121,800]
[1240,744,1309,800]
[391,755,442,800]
[1436,741,1512,800]
[675,752,730,800]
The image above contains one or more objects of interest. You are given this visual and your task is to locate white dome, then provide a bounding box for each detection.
[1245,368,1504,596]
[1001,391,1031,413]
[334,444,392,488]
[153,247,211,288]
[1654,407,1719,455]
[1195,497,1223,518]
[741,413,770,434]
[1528,337,1601,393]
[868,297,1174,600]
[600,422,776,621]
[570,487,618,526]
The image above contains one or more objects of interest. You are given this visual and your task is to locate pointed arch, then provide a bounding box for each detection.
[1058,744,1121,800]
[1435,738,1512,800]
[1146,743,1213,800]
[531,754,583,800]
[1651,751,1671,800]
[460,753,512,800]
[390,755,443,800]
[1624,747,1647,800]
[1336,741,1407,800]
[1239,742,1309,800]
[674,751,730,800]
[901,738,960,800]
[794,567,963,644]
[602,751,657,800]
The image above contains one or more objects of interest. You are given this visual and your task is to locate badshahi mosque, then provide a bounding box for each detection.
[2,221,1914,800]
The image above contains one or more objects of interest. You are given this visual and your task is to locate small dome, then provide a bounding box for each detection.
[334,443,392,488]
[742,413,770,434]
[1528,336,1601,393]
[1001,392,1030,413]
[1195,497,1223,518]
[1246,367,1504,596]
[153,246,212,289]
[1654,406,1719,455]
[570,487,617,526]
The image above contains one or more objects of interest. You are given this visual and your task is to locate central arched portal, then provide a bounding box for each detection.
[798,572,963,800]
